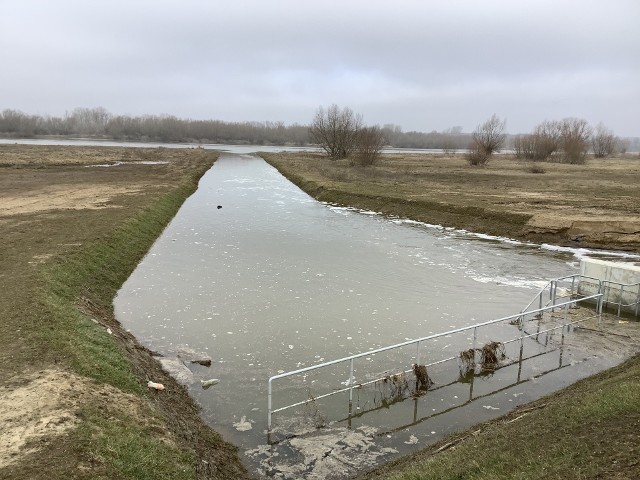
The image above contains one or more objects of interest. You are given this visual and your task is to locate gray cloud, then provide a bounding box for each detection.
[2,0,639,135]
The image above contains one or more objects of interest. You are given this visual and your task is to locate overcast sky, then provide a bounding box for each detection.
[2,0,639,136]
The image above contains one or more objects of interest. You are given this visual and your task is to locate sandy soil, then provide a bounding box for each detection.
[0,369,145,469]
[0,184,144,216]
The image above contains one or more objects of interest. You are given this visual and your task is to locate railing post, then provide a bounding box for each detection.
[416,340,421,367]
[551,280,556,311]
[349,358,354,402]
[598,280,604,315]
[571,275,576,298]
[617,285,624,317]
[538,290,543,316]
[472,327,478,365]
[268,378,273,431]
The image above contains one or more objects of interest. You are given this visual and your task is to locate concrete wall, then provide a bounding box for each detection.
[578,258,640,315]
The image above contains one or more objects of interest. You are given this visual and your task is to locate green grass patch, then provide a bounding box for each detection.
[37,183,202,393]
[75,408,195,480]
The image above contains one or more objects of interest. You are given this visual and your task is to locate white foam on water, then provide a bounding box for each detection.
[540,243,640,260]
[469,275,550,290]
[325,203,640,261]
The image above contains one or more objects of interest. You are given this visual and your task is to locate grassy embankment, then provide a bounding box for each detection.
[260,151,640,479]
[260,152,640,252]
[0,145,248,479]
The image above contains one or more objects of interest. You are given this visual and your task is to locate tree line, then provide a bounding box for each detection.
[513,119,629,164]
[0,107,471,150]
[0,107,635,160]
[0,108,309,145]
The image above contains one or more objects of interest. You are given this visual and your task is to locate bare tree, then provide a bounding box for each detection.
[309,104,362,159]
[353,126,385,166]
[513,134,535,159]
[616,137,629,155]
[558,118,592,164]
[466,114,505,165]
[465,141,491,166]
[514,120,561,161]
[471,114,506,156]
[67,107,112,135]
[591,122,617,158]
[0,109,37,136]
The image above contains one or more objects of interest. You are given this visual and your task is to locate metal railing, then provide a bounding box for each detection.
[267,290,603,431]
[520,273,639,319]
[334,344,572,439]
[575,275,640,318]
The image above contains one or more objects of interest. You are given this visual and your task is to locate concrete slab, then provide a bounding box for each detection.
[579,259,640,315]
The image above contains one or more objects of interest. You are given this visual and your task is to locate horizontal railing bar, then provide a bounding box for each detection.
[268,294,601,384]
[270,317,597,417]
[561,274,640,288]
[267,286,608,430]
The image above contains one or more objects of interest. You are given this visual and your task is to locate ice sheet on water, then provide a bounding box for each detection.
[246,425,397,479]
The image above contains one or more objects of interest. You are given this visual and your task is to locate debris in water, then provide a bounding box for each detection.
[404,435,419,445]
[478,341,506,371]
[413,364,433,391]
[233,416,253,431]
[246,426,397,479]
[483,405,500,410]
[157,357,195,385]
[458,348,476,375]
[191,358,212,367]
[201,379,220,389]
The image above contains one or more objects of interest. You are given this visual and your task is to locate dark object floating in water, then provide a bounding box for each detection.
[191,358,212,367]
[413,364,433,391]
[217,205,222,209]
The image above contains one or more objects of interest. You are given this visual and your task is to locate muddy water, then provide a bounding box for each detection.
[115,153,610,478]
